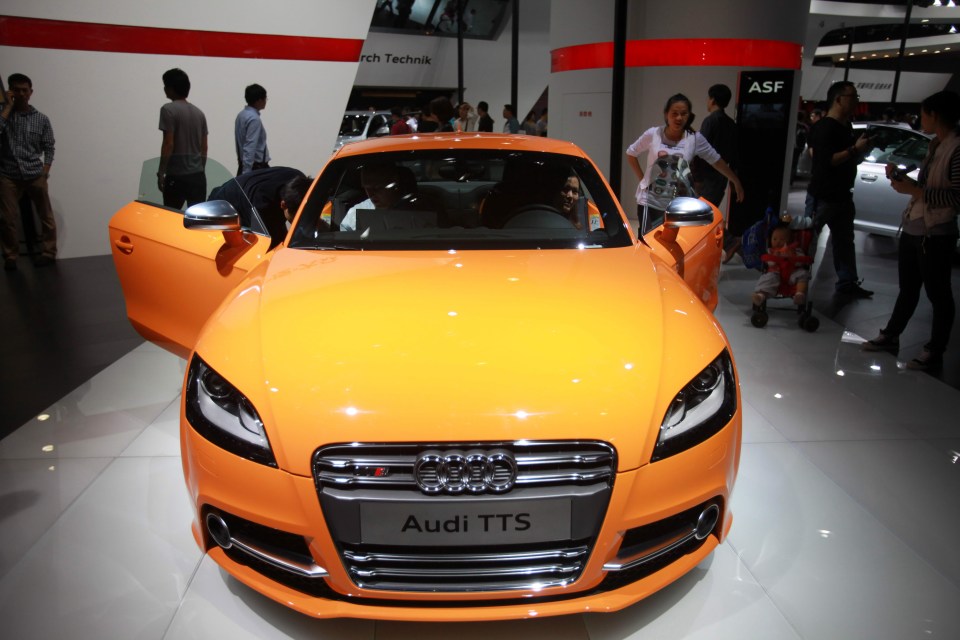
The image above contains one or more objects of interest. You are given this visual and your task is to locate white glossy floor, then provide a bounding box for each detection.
[2,288,959,640]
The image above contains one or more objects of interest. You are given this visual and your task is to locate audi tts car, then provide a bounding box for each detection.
[109,133,741,621]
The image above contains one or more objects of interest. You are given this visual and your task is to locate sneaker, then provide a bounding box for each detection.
[792,292,807,306]
[3,259,16,271]
[837,283,874,298]
[906,349,942,371]
[862,331,898,352]
[33,255,55,267]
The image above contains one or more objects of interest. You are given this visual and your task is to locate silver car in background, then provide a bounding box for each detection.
[852,123,932,237]
[334,110,391,152]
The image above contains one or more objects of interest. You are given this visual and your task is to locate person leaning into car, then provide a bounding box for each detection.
[806,80,874,298]
[157,68,208,209]
[235,83,270,176]
[863,90,960,371]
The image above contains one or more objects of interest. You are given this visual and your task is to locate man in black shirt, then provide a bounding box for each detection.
[807,81,874,297]
[694,84,738,207]
[476,101,494,132]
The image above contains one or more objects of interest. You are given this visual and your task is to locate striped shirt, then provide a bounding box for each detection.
[0,106,55,179]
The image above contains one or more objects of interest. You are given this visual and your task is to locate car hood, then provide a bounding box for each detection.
[196,247,727,475]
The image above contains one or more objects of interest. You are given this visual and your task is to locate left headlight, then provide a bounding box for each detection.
[653,350,736,461]
[185,356,277,467]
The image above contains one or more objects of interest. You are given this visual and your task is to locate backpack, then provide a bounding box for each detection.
[740,206,780,271]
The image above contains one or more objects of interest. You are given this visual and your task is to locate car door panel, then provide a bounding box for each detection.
[109,200,272,358]
[643,199,724,310]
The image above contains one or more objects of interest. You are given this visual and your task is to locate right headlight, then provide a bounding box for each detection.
[653,350,737,461]
[185,356,277,467]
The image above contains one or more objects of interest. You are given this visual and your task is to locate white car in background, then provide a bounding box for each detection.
[334,110,391,152]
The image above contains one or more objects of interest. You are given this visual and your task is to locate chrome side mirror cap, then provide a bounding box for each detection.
[184,201,241,231]
[664,197,714,228]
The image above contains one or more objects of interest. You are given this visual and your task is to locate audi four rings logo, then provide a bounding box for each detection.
[414,450,518,494]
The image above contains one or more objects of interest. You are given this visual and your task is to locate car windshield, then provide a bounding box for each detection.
[290,149,633,250]
[340,113,370,136]
[863,125,926,165]
[887,135,929,169]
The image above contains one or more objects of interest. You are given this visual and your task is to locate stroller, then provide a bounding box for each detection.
[744,207,820,332]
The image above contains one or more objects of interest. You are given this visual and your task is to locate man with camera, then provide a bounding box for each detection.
[806,80,875,298]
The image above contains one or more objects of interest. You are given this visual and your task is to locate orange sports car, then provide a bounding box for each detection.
[109,133,740,621]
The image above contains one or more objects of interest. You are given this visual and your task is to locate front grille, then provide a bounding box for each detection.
[314,440,616,491]
[313,441,616,593]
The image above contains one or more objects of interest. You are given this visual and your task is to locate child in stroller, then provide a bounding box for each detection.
[750,215,819,332]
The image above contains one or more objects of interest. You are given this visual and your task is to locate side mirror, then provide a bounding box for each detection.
[664,197,714,228]
[184,201,241,231]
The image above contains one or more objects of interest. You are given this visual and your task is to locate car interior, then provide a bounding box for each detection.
[293,150,630,248]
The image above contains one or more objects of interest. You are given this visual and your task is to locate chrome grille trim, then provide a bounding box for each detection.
[340,543,591,592]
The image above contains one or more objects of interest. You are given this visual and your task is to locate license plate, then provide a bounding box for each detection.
[359,498,572,546]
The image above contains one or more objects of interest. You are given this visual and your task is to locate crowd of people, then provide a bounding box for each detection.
[378,98,547,136]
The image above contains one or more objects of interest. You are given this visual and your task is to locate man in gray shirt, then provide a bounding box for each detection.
[158,68,208,208]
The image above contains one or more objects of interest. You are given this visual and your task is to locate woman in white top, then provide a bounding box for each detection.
[626,93,744,233]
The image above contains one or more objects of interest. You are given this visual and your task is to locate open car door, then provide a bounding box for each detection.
[640,157,724,310]
[108,159,273,358]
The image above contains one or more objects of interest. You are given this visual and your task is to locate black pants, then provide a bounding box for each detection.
[813,198,858,291]
[883,233,957,356]
[162,172,206,209]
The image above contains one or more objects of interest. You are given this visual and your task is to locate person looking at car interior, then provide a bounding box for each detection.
[235,83,270,176]
[158,68,208,209]
[863,90,960,371]
[206,166,309,247]
[626,93,744,235]
[340,163,414,231]
[805,80,875,298]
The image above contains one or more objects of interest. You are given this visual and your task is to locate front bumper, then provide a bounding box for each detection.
[181,411,740,621]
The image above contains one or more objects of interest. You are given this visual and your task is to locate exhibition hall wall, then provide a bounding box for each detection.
[356,0,551,126]
[0,0,377,259]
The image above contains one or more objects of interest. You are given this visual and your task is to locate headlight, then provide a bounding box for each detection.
[653,351,736,461]
[185,356,277,467]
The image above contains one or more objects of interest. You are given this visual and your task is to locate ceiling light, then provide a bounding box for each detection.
[950,25,957,34]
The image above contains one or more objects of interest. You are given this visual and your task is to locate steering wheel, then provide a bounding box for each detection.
[503,204,576,229]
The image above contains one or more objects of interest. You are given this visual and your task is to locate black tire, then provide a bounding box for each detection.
[751,311,768,328]
[801,315,819,332]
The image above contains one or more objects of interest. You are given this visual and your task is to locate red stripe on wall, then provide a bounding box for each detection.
[552,39,801,73]
[0,15,364,62]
